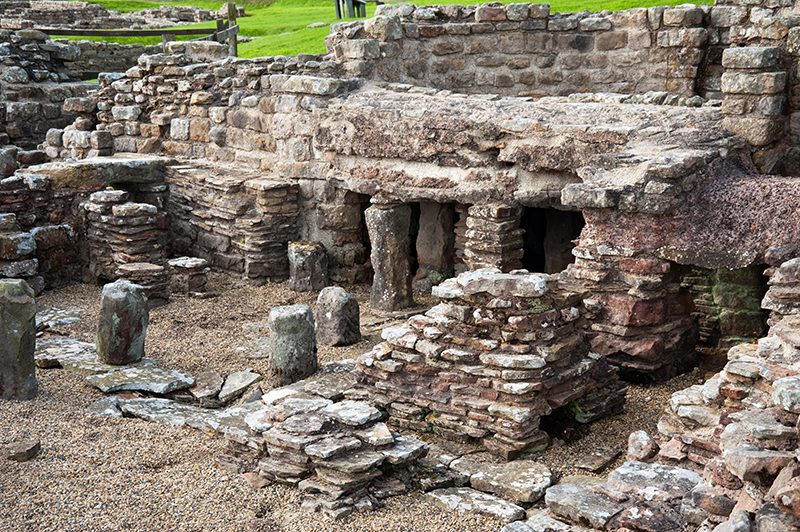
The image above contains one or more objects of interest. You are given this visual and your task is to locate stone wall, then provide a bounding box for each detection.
[328,3,707,98]
[0,29,94,155]
[0,1,221,30]
[60,40,163,80]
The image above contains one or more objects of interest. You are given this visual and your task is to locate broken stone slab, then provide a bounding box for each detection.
[369,478,409,499]
[218,371,261,403]
[354,422,394,446]
[606,461,702,502]
[267,304,317,387]
[57,348,156,377]
[305,436,362,459]
[279,412,329,435]
[244,406,273,433]
[0,279,37,399]
[86,366,194,394]
[574,448,621,473]
[301,372,355,401]
[270,396,333,421]
[202,402,266,438]
[320,400,382,426]
[613,500,687,532]
[724,445,796,483]
[85,396,123,418]
[321,450,385,474]
[5,440,41,462]
[502,509,593,532]
[25,156,168,189]
[378,434,428,464]
[189,371,223,400]
[96,280,149,365]
[429,486,527,523]
[315,286,361,347]
[544,482,624,529]
[772,375,800,413]
[119,398,215,427]
[468,460,552,503]
[412,462,465,491]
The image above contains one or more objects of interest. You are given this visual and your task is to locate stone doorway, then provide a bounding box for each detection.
[520,208,584,274]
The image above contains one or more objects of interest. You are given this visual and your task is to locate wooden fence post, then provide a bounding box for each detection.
[226,2,238,57]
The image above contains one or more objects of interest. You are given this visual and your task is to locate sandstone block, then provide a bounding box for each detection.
[721,72,786,95]
[316,287,360,347]
[0,279,36,399]
[722,46,780,69]
[96,280,149,365]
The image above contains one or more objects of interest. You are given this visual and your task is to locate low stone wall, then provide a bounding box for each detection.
[0,29,94,153]
[61,40,163,79]
[355,268,627,458]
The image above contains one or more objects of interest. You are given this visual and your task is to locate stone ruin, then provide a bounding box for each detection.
[3,0,800,528]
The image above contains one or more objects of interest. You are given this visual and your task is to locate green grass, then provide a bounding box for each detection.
[65,0,694,58]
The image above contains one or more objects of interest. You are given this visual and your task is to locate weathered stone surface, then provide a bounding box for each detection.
[379,434,428,464]
[545,482,624,529]
[469,460,552,503]
[772,375,800,413]
[366,204,414,312]
[86,366,194,394]
[320,400,381,426]
[85,396,123,418]
[315,287,361,347]
[189,371,223,400]
[288,241,328,292]
[425,487,525,523]
[5,440,41,462]
[0,279,37,400]
[267,304,317,387]
[628,430,660,461]
[96,280,149,365]
[219,371,262,403]
[724,445,795,483]
[606,461,702,502]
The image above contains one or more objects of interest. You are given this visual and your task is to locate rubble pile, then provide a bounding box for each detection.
[167,256,209,294]
[763,257,800,325]
[355,268,627,459]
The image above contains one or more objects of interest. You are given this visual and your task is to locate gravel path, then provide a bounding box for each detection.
[0,274,697,532]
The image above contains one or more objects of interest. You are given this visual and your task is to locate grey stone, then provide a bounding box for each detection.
[773,375,800,413]
[545,482,624,529]
[469,460,552,503]
[379,434,428,464]
[288,242,328,292]
[86,366,194,394]
[366,204,414,312]
[0,279,37,399]
[111,105,142,121]
[267,304,317,387]
[120,398,214,427]
[365,15,403,41]
[606,461,702,502]
[354,422,394,446]
[425,487,526,523]
[320,400,381,426]
[722,47,780,70]
[96,280,148,365]
[315,287,361,347]
[4,66,29,84]
[305,436,362,459]
[279,412,328,434]
[302,372,354,400]
[507,509,592,532]
[322,450,385,473]
[244,406,273,433]
[85,396,123,418]
[724,445,795,483]
[755,502,800,532]
[218,371,262,403]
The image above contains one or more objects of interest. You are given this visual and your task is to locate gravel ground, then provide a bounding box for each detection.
[0,273,698,532]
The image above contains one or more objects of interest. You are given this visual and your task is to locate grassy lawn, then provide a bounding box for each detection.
[64,0,695,58]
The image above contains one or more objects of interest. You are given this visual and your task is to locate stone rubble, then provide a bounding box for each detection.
[355,267,627,459]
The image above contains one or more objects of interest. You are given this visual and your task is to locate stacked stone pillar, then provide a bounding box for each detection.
[721,46,786,149]
[652,5,708,96]
[365,203,414,312]
[463,204,524,273]
[564,239,697,381]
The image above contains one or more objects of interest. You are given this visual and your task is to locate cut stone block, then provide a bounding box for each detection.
[86,366,194,394]
[267,304,317,387]
[96,280,149,365]
[0,279,37,399]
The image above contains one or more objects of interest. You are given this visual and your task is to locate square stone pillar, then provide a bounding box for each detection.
[463,204,524,273]
[365,203,414,312]
[413,201,455,292]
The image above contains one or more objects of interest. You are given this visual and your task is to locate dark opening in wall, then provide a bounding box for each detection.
[682,264,770,373]
[413,201,456,293]
[520,208,584,274]
[408,202,420,278]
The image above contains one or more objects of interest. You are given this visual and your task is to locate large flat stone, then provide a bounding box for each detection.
[469,460,552,503]
[545,483,624,529]
[119,398,215,426]
[86,366,194,394]
[218,371,261,403]
[378,434,428,464]
[425,487,526,523]
[321,400,382,426]
[606,461,702,502]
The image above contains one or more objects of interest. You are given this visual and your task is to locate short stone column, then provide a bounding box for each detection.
[96,280,149,365]
[267,304,317,387]
[463,204,524,273]
[167,256,209,293]
[414,201,455,292]
[365,203,414,312]
[316,287,361,346]
[0,279,37,399]
[721,47,785,152]
[288,242,329,292]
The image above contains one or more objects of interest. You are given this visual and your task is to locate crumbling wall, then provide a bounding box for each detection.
[0,29,94,156]
[60,40,163,79]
